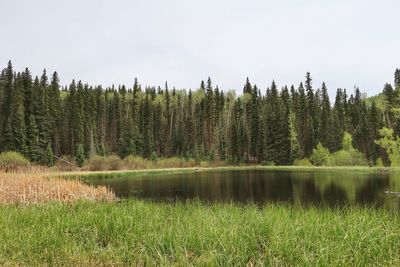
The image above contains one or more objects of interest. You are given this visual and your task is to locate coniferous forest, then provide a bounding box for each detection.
[1,60,400,167]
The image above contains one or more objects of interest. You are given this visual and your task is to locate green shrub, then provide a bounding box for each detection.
[324,132,369,166]
[330,150,351,166]
[348,150,369,166]
[310,143,331,166]
[293,158,312,166]
[0,151,31,172]
[376,157,384,167]
[375,127,400,166]
[330,150,368,166]
[342,132,354,151]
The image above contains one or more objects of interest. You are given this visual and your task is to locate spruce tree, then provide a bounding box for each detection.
[9,73,26,154]
[305,72,316,149]
[75,143,85,167]
[45,143,54,167]
[395,68,400,89]
[318,82,330,148]
[1,61,13,147]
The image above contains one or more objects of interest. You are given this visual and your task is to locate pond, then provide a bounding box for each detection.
[86,169,400,209]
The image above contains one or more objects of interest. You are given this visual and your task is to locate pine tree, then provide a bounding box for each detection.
[205,77,214,154]
[395,68,400,89]
[318,82,330,148]
[75,143,85,167]
[264,81,290,164]
[382,83,394,128]
[22,68,33,126]
[1,61,13,147]
[45,143,54,167]
[353,102,371,162]
[250,84,260,161]
[9,73,26,154]
[369,101,381,163]
[49,72,61,155]
[305,72,316,150]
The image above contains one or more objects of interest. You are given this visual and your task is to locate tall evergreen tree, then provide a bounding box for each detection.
[318,82,330,148]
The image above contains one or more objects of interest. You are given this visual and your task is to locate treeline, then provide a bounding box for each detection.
[0,60,399,166]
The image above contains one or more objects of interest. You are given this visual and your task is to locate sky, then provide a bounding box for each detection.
[0,0,399,97]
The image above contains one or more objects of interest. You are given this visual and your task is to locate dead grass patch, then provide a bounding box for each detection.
[0,172,115,204]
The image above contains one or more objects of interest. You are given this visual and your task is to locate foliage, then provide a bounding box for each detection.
[0,151,30,172]
[310,143,331,166]
[342,132,354,151]
[330,150,368,166]
[375,127,400,166]
[326,132,369,166]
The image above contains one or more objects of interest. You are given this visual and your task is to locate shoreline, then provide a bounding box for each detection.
[52,165,398,179]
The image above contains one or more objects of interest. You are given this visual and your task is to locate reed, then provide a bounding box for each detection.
[0,172,115,204]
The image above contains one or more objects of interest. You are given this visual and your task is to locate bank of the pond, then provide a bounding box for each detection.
[0,200,399,266]
[59,165,399,180]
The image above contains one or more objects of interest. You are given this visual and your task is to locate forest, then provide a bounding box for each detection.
[1,60,400,167]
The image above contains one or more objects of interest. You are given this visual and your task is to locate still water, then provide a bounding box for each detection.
[86,169,400,209]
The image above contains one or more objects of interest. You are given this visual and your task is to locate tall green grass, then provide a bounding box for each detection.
[0,201,399,266]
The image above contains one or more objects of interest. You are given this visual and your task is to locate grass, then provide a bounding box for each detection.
[0,200,399,266]
[0,173,115,204]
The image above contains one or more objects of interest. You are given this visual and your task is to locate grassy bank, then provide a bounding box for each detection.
[59,165,400,181]
[0,200,399,266]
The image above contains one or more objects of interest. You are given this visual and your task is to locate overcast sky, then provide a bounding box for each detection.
[0,0,399,97]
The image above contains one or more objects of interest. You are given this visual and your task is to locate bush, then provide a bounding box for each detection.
[108,155,123,170]
[124,156,153,169]
[85,155,124,171]
[375,158,384,167]
[323,132,369,166]
[310,143,331,166]
[85,156,108,171]
[293,158,313,166]
[330,150,368,166]
[0,151,31,172]
[157,157,198,168]
[330,150,351,166]
[375,127,400,166]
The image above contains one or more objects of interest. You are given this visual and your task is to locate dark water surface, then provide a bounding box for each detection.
[86,169,400,209]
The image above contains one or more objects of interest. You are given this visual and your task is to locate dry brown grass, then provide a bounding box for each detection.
[0,172,115,204]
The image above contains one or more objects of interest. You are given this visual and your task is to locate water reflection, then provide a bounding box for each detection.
[87,169,400,209]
